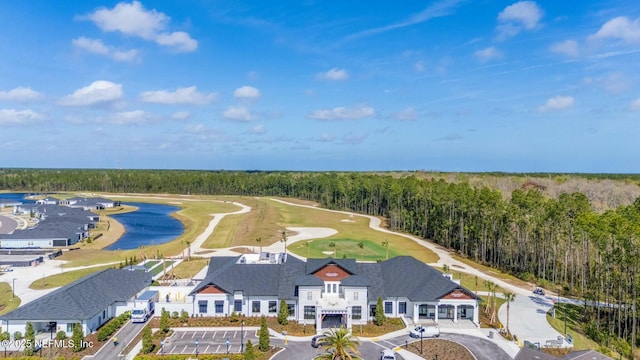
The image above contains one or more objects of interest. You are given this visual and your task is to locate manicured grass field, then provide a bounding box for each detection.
[292,237,403,261]
[29,264,117,290]
[171,258,209,279]
[0,282,21,316]
[149,261,176,276]
[143,260,159,269]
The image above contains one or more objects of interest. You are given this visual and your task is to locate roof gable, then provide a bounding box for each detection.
[313,263,352,281]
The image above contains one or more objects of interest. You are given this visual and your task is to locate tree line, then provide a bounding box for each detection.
[1,168,639,352]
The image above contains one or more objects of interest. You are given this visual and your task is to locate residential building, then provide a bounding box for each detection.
[189,254,479,332]
[0,268,152,336]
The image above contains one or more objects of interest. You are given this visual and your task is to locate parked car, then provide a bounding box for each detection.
[311,335,326,348]
[409,325,440,338]
[533,288,545,296]
[380,349,396,360]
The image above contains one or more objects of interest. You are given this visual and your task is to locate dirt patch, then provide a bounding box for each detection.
[406,338,475,360]
[194,250,216,255]
[229,247,254,254]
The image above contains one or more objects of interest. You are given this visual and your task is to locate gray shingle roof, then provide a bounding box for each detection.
[514,348,558,360]
[192,255,477,302]
[0,268,151,321]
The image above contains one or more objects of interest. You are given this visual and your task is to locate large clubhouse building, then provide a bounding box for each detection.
[190,254,479,331]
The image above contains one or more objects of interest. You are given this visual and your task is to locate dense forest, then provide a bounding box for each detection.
[1,168,640,355]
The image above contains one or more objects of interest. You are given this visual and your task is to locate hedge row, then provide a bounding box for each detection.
[97,312,130,341]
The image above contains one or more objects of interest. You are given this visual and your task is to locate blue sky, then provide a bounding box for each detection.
[1,1,639,172]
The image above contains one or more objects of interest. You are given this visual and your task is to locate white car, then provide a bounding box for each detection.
[409,325,440,338]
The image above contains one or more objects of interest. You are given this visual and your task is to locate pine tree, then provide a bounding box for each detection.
[278,299,289,325]
[24,321,35,356]
[375,297,386,326]
[141,325,154,354]
[72,323,84,352]
[244,340,255,360]
[160,308,170,334]
[259,315,270,351]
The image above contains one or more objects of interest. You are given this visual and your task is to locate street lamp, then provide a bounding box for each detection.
[12,278,16,299]
[195,339,198,359]
[241,320,245,353]
[226,338,230,354]
[420,329,423,354]
[161,340,164,355]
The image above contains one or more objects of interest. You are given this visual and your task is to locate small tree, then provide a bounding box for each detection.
[72,322,84,352]
[278,299,289,325]
[160,308,170,334]
[259,315,270,351]
[24,321,35,355]
[180,310,189,323]
[329,242,336,257]
[244,340,255,360]
[374,297,386,326]
[141,325,154,354]
[381,240,389,260]
[13,331,22,340]
[357,241,364,260]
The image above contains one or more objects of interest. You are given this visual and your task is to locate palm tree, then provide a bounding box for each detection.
[303,241,311,258]
[504,292,516,334]
[329,242,336,257]
[316,326,360,360]
[357,241,364,261]
[255,237,262,253]
[280,231,287,256]
[381,240,389,260]
[185,240,191,261]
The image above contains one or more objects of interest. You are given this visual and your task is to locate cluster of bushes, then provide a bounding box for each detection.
[97,312,130,341]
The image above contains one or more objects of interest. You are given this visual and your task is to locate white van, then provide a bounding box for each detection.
[380,349,396,360]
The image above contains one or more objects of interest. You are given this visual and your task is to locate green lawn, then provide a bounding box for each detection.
[149,261,175,276]
[291,237,401,261]
[143,261,159,269]
[29,264,116,290]
[0,282,21,316]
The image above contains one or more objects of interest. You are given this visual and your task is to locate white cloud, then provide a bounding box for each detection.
[223,106,253,121]
[474,46,502,61]
[171,111,190,120]
[233,86,261,99]
[497,1,543,39]
[0,87,42,102]
[248,124,266,134]
[82,1,198,52]
[550,40,579,57]
[538,96,574,112]
[342,133,368,145]
[415,61,425,73]
[316,133,336,142]
[139,86,217,105]
[630,98,640,111]
[308,106,375,120]
[0,109,43,125]
[603,73,632,94]
[590,16,640,43]
[317,68,349,81]
[392,107,418,121]
[60,80,123,106]
[72,37,138,62]
[109,110,150,125]
[155,31,198,52]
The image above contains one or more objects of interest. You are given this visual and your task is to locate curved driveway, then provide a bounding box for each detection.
[0,214,18,234]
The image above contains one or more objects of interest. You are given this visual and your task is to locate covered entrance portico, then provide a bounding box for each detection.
[412,289,479,326]
[317,309,348,331]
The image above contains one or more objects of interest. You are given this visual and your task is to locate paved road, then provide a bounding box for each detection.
[86,321,145,360]
[0,214,17,234]
[270,338,406,360]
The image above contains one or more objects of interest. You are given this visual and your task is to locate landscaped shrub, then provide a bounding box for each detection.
[56,331,67,340]
[97,313,130,341]
[0,331,9,341]
[13,331,22,340]
[180,310,189,323]
[171,311,179,319]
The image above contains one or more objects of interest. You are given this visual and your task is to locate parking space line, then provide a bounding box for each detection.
[233,330,237,338]
[211,331,217,339]
[202,331,206,339]
[170,345,176,354]
[223,330,227,338]
[215,345,221,353]
[191,331,196,339]
[181,345,188,354]
[181,332,186,339]
[204,345,210,353]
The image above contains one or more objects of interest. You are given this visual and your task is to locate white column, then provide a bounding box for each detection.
[413,304,418,323]
[434,304,439,323]
[473,303,479,326]
[453,305,458,322]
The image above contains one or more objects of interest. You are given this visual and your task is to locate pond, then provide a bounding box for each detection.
[105,202,184,250]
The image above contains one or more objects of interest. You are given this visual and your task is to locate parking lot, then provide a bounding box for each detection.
[162,329,258,355]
